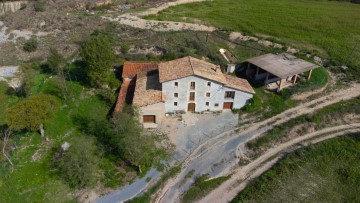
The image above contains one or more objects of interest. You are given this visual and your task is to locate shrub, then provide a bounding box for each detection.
[47,48,65,75]
[53,135,100,188]
[23,38,38,52]
[34,0,46,12]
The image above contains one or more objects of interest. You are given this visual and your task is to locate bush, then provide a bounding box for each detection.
[242,95,261,112]
[53,135,100,188]
[47,48,65,75]
[23,38,38,52]
[34,0,46,12]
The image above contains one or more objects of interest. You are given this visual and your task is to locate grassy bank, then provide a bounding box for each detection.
[182,174,230,203]
[232,135,360,202]
[146,0,360,73]
[241,67,329,119]
[247,96,360,155]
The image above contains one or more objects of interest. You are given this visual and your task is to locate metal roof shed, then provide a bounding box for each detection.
[246,53,318,79]
[246,53,319,91]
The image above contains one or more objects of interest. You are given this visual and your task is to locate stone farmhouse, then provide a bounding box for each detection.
[115,56,255,128]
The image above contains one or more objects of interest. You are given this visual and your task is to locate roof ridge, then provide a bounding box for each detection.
[188,56,195,74]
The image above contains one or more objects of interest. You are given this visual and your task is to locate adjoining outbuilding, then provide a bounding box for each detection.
[245,53,319,91]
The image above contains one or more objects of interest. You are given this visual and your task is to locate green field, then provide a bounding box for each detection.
[146,0,360,71]
[232,135,360,203]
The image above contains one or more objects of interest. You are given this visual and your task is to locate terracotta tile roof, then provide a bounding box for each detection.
[224,74,255,94]
[115,79,131,113]
[158,56,227,84]
[133,70,163,107]
[122,61,159,79]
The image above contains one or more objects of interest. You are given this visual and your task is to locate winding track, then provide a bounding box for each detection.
[199,124,360,203]
[154,83,360,203]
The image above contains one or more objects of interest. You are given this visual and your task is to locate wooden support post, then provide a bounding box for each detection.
[246,63,251,76]
[255,66,259,79]
[308,69,313,80]
[278,79,283,92]
[265,72,269,82]
[293,74,298,84]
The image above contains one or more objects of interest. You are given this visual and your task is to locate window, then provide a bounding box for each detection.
[174,82,178,87]
[207,82,211,86]
[174,102,178,106]
[225,91,235,99]
[189,92,195,101]
[206,92,211,98]
[215,103,219,107]
[205,102,209,106]
[190,82,195,90]
[174,93,179,98]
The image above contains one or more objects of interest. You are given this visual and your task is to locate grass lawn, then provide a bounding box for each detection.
[232,135,360,203]
[146,0,360,70]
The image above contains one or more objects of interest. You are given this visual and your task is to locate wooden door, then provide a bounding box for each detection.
[223,102,233,109]
[143,115,156,123]
[187,103,196,112]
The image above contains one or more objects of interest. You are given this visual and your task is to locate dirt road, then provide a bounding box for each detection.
[200,124,360,203]
[154,83,360,203]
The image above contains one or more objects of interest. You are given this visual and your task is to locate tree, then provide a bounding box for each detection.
[17,63,37,96]
[53,135,100,188]
[47,48,65,75]
[111,107,167,173]
[80,34,115,87]
[6,94,60,135]
[47,49,68,102]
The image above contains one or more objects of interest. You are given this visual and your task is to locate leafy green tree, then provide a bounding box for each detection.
[23,38,38,52]
[53,135,100,188]
[47,49,69,102]
[77,106,168,174]
[6,94,60,135]
[111,107,167,173]
[80,34,115,87]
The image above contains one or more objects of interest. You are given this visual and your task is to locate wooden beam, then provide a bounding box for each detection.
[308,69,313,80]
[265,72,269,81]
[293,74,298,84]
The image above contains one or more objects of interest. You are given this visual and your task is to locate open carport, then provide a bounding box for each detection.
[246,53,319,91]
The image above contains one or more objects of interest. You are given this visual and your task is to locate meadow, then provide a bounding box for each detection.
[232,135,360,203]
[146,0,360,73]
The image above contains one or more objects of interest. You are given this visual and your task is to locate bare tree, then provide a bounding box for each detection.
[1,126,13,166]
